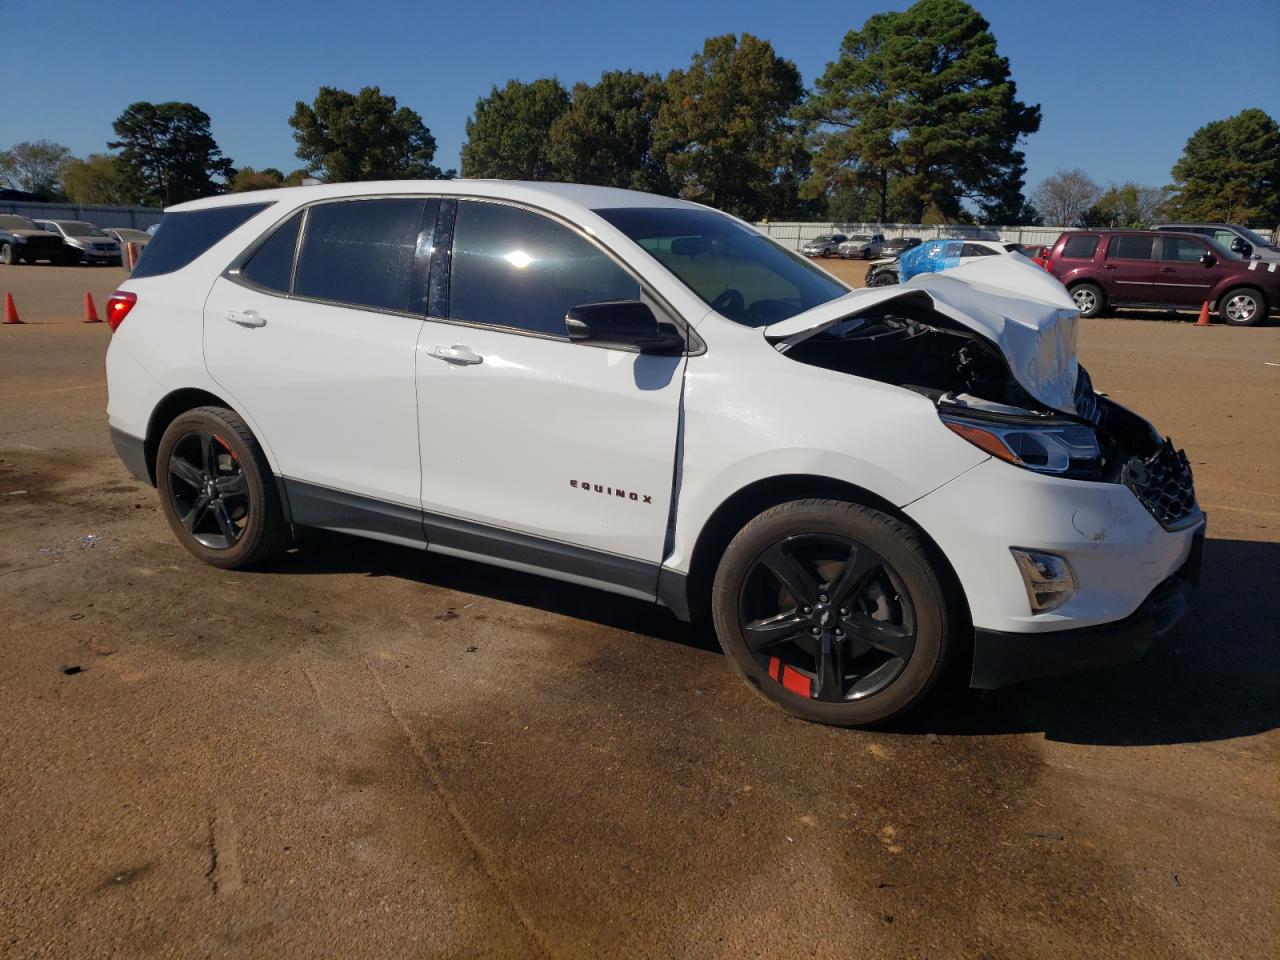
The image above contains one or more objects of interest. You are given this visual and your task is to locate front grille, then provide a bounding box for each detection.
[1073,365,1101,424]
[1122,440,1198,529]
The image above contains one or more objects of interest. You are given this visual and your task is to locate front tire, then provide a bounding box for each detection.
[156,406,290,569]
[0,243,16,265]
[1070,282,1105,318]
[1217,287,1267,327]
[711,499,954,727]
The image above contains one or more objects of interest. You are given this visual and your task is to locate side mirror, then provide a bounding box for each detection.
[1199,252,1216,266]
[1230,237,1251,256]
[565,301,684,354]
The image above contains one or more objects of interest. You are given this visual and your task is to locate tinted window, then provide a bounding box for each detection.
[1161,237,1207,262]
[597,206,847,327]
[133,204,269,278]
[240,212,302,293]
[961,243,998,257]
[449,201,640,336]
[294,199,432,313]
[1107,236,1155,260]
[1061,235,1099,259]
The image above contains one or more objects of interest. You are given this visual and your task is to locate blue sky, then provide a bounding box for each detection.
[5,0,1278,195]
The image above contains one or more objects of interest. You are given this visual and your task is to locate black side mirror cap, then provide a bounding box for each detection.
[1199,252,1216,265]
[565,301,685,354]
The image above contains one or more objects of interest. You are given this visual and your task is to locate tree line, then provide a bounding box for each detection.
[1,0,1276,227]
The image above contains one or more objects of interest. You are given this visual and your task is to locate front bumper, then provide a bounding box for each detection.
[970,524,1203,688]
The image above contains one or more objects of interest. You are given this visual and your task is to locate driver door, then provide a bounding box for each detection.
[414,199,686,578]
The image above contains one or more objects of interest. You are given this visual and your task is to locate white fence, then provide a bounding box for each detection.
[0,200,162,230]
[753,221,1279,251]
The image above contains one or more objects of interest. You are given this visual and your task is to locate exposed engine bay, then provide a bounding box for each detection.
[780,296,1198,527]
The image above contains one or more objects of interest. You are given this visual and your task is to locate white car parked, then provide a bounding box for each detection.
[105,182,1204,726]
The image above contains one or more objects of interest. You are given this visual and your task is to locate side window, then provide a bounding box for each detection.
[1061,235,1099,259]
[1212,230,1237,247]
[961,243,997,257]
[1106,236,1155,260]
[1161,237,1206,262]
[133,204,270,278]
[293,199,432,314]
[240,211,303,294]
[449,201,641,337]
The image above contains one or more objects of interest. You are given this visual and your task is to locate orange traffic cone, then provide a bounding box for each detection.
[3,292,20,324]
[1195,300,1211,327]
[83,292,102,323]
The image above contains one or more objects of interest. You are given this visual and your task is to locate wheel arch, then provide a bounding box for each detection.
[1214,282,1268,310]
[142,387,239,484]
[677,474,971,632]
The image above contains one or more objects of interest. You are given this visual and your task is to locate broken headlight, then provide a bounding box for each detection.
[941,413,1103,479]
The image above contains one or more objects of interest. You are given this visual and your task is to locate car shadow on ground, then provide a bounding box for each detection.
[260,533,1277,748]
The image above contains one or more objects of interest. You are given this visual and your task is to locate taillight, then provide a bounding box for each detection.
[105,291,136,331]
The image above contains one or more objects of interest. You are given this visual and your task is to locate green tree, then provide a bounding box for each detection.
[461,79,570,179]
[290,86,446,182]
[652,34,809,220]
[1166,109,1280,224]
[548,71,671,193]
[799,0,1040,223]
[1081,182,1169,227]
[61,153,142,205]
[0,140,72,198]
[109,102,234,206]
[231,166,286,191]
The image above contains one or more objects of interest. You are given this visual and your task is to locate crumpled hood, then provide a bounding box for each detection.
[765,255,1083,415]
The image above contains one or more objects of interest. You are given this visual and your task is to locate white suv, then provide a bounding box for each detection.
[105,181,1205,726]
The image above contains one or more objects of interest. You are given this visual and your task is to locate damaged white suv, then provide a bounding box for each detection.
[105,182,1205,726]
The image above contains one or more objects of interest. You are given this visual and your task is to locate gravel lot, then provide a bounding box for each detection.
[2,263,1277,959]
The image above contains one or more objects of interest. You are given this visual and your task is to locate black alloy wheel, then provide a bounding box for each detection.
[166,430,249,549]
[712,500,952,726]
[738,534,916,702]
[156,405,290,569]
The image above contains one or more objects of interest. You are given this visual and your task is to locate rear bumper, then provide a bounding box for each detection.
[969,525,1204,689]
[110,426,151,485]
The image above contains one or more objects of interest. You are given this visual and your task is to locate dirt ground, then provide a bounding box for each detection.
[1,263,1277,959]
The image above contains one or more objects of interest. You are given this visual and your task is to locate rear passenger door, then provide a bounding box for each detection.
[1152,235,1217,305]
[204,198,437,537]
[1102,235,1157,301]
[413,199,686,585]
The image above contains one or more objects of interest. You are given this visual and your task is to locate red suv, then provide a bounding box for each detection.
[1046,230,1277,326]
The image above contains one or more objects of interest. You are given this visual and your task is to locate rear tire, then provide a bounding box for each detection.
[0,243,15,265]
[711,499,954,727]
[156,406,290,569]
[1070,282,1105,318]
[1217,287,1267,327]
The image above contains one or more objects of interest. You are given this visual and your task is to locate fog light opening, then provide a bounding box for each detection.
[1010,548,1077,614]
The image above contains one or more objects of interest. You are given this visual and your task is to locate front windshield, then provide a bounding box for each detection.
[596,207,849,327]
[61,222,109,238]
[848,235,871,242]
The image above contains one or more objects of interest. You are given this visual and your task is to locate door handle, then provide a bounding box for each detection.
[1159,268,1175,274]
[225,309,266,328]
[1103,264,1117,270]
[429,344,483,366]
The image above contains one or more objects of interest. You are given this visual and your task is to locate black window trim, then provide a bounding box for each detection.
[225,192,705,356]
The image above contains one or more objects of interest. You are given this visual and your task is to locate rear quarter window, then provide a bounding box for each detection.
[133,204,270,278]
[1060,235,1099,259]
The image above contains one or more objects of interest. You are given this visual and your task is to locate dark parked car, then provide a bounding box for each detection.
[0,214,66,265]
[1047,230,1278,325]
[1151,223,1279,262]
[882,236,923,256]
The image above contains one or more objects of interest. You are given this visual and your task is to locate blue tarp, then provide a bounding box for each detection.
[898,239,963,282]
